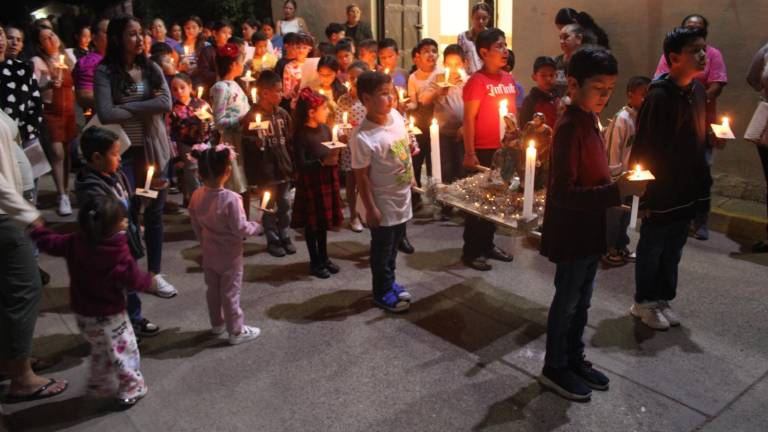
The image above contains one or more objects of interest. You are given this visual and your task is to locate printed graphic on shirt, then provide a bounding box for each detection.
[260,116,289,149]
[390,137,413,186]
[486,82,517,98]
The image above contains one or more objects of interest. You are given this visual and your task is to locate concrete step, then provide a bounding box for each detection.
[710,195,767,242]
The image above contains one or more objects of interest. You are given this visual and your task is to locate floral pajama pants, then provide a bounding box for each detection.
[76,311,146,399]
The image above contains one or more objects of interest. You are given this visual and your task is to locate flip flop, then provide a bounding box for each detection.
[5,378,68,403]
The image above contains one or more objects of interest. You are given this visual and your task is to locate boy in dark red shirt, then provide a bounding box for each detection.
[539,47,647,401]
[519,56,559,129]
[461,28,517,271]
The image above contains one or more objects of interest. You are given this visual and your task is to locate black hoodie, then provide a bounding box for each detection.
[630,74,711,224]
[74,165,132,211]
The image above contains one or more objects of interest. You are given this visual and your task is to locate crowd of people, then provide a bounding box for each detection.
[1,0,767,410]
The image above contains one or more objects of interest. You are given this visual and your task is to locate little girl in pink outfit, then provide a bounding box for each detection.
[187,144,263,345]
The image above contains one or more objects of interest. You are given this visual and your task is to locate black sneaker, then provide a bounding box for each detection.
[324,260,340,274]
[570,356,609,391]
[282,238,297,255]
[267,242,287,257]
[462,256,492,271]
[398,236,415,254]
[310,265,331,279]
[486,246,513,262]
[132,318,160,337]
[538,365,592,401]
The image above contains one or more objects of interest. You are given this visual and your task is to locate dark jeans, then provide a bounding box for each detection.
[440,133,465,184]
[634,219,690,303]
[0,217,42,360]
[121,147,168,323]
[462,149,497,259]
[305,229,328,268]
[412,133,431,188]
[370,222,406,297]
[606,197,631,252]
[544,255,599,369]
[758,145,768,237]
[263,181,292,244]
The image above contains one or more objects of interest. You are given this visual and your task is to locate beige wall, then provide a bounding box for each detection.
[270,0,376,42]
[512,0,768,201]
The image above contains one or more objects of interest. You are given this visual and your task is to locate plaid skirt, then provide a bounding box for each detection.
[290,166,344,231]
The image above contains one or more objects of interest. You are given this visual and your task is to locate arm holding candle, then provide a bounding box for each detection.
[226,193,262,236]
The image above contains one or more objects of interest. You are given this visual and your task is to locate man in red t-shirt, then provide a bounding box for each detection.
[461,28,517,271]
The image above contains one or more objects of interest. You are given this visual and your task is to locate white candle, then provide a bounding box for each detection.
[144,165,155,191]
[184,46,190,56]
[261,191,271,209]
[332,125,339,143]
[251,88,257,104]
[398,88,405,101]
[523,140,536,220]
[255,112,262,125]
[409,116,415,130]
[429,118,442,183]
[499,99,508,144]
[57,54,65,81]
[197,86,203,99]
[444,68,450,83]
[344,81,351,91]
[629,164,641,229]
[245,70,252,80]
[342,111,348,125]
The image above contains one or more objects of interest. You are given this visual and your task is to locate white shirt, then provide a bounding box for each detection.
[350,110,413,227]
[0,111,39,224]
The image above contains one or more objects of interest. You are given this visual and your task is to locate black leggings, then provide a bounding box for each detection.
[305,229,328,267]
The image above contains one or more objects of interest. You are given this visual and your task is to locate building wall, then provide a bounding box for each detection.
[512,0,768,202]
[269,0,376,42]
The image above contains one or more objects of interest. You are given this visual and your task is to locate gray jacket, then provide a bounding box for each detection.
[93,61,172,170]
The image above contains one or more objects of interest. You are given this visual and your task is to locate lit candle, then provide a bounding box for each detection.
[184,46,190,56]
[57,54,65,81]
[629,164,641,229]
[342,111,348,126]
[344,81,351,91]
[261,54,267,65]
[255,112,262,125]
[429,118,442,183]
[332,124,339,143]
[398,87,405,101]
[318,88,325,96]
[197,86,203,99]
[144,165,155,192]
[722,116,729,128]
[444,68,450,83]
[384,68,390,75]
[251,87,257,104]
[499,99,508,144]
[245,70,252,80]
[409,116,415,130]
[261,191,271,210]
[523,140,536,220]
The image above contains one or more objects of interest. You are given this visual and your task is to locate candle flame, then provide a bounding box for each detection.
[722,116,729,128]
[262,191,271,209]
[197,86,203,98]
[256,112,262,124]
[384,68,390,75]
[398,88,405,100]
[432,118,438,127]
[251,88,257,103]
[528,140,536,149]
[409,116,415,128]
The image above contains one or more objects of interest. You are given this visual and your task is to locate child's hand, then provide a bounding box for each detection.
[366,206,383,229]
[463,153,480,170]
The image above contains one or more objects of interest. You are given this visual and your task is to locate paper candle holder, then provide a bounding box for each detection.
[249,120,270,130]
[711,117,735,140]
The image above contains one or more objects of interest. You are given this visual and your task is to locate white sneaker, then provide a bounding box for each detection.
[57,195,72,216]
[350,217,364,233]
[211,325,226,335]
[153,274,178,298]
[229,325,261,345]
[657,301,681,327]
[630,302,670,330]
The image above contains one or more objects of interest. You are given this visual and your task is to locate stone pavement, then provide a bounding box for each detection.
[2,184,767,432]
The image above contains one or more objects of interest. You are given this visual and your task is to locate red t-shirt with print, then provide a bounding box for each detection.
[463,69,517,150]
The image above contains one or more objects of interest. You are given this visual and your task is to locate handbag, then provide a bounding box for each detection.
[744,100,768,146]
[126,218,145,260]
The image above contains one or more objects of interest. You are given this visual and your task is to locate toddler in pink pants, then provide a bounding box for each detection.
[188,144,263,345]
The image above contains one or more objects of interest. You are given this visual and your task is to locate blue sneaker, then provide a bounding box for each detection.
[392,282,412,302]
[374,288,410,313]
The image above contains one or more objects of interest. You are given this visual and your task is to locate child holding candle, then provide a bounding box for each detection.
[211,42,250,200]
[461,28,517,271]
[335,38,356,85]
[430,44,468,186]
[31,194,158,407]
[351,71,415,312]
[169,72,213,207]
[629,27,711,330]
[357,39,379,72]
[188,144,263,345]
[291,88,344,278]
[519,56,560,129]
[539,47,647,402]
[377,38,408,88]
[335,61,370,233]
[601,75,651,266]
[250,32,277,73]
[282,32,314,109]
[242,70,296,257]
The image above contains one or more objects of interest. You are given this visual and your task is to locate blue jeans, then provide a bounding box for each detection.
[634,219,690,304]
[544,255,599,369]
[370,223,406,297]
[262,181,292,244]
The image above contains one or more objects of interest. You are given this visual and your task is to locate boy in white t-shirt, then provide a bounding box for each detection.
[351,71,415,313]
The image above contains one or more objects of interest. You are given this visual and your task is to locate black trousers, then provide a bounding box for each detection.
[462,149,497,259]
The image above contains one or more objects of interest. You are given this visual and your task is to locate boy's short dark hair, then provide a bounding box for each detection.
[81,126,119,162]
[150,42,173,60]
[475,28,505,58]
[296,32,314,47]
[358,38,378,52]
[626,75,651,93]
[377,38,399,53]
[227,36,245,45]
[506,49,516,71]
[318,55,340,72]
[663,26,705,67]
[173,72,193,86]
[212,20,232,32]
[681,13,708,38]
[533,56,557,73]
[335,38,354,54]
[443,44,464,60]
[251,31,268,45]
[317,42,336,56]
[415,38,438,54]
[256,69,282,88]
[356,71,391,99]
[349,60,370,72]
[325,22,344,39]
[567,46,618,85]
[282,32,300,45]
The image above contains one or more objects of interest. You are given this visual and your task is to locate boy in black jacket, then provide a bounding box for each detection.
[75,127,175,340]
[629,27,712,331]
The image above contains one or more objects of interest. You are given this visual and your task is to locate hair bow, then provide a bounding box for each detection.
[298,87,326,108]
[218,43,240,59]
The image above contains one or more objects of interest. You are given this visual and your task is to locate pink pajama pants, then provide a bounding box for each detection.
[76,311,146,399]
[204,265,244,335]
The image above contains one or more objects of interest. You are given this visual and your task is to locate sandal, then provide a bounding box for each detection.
[374,289,410,313]
[5,378,68,403]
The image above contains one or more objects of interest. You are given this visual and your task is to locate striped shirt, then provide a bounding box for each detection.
[120,82,145,147]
